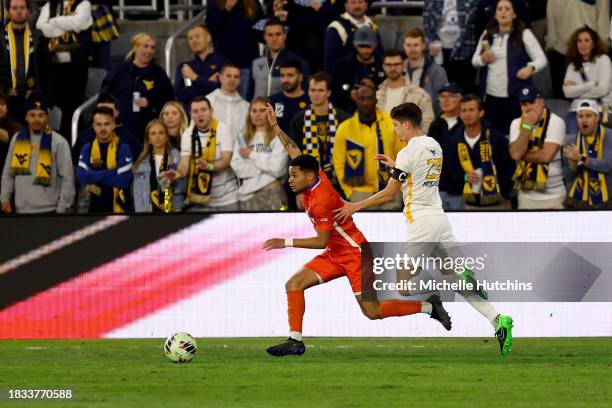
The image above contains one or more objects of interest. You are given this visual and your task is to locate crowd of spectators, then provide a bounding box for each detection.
[1,0,611,214]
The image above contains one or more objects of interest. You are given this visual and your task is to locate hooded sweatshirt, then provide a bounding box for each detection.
[206,88,250,139]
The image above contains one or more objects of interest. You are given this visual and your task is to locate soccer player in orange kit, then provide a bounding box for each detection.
[262,103,451,357]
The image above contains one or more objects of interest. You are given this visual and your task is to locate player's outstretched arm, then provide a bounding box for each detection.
[263,230,330,250]
[333,179,402,223]
[266,103,301,159]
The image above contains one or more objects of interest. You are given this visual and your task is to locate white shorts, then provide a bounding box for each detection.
[402,214,460,270]
[406,214,457,243]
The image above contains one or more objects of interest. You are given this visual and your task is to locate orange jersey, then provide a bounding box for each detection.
[303,171,367,250]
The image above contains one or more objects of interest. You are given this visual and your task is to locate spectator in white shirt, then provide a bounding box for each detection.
[509,86,567,209]
[563,26,611,136]
[164,96,238,211]
[472,0,547,135]
[546,0,609,99]
[231,97,288,210]
[36,0,93,138]
[207,63,250,141]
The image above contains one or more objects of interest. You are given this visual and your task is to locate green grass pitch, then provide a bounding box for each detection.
[0,338,611,407]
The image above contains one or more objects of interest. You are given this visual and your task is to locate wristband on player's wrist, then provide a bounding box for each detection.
[284,238,293,248]
[207,163,215,171]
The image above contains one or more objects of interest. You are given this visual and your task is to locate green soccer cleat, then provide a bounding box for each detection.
[458,267,488,300]
[495,315,514,356]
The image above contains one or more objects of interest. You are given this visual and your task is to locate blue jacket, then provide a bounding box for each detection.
[477,29,532,99]
[99,61,174,138]
[445,122,515,198]
[205,0,264,69]
[174,52,227,111]
[72,125,142,165]
[77,140,133,212]
[132,148,186,212]
[323,14,383,73]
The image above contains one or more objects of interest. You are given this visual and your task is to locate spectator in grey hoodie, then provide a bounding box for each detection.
[1,91,74,214]
[403,28,449,115]
[207,63,250,140]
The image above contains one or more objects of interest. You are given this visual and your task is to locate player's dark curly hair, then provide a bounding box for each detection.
[289,155,319,174]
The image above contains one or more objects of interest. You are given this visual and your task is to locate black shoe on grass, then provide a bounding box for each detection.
[266,338,306,357]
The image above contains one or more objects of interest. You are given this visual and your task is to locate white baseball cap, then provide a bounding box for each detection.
[576,100,600,115]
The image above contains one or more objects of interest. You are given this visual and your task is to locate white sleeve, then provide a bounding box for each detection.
[545,0,558,50]
[579,56,612,99]
[523,29,547,73]
[217,123,235,152]
[543,115,566,146]
[471,32,487,68]
[394,148,412,173]
[249,138,289,178]
[230,140,257,178]
[509,118,521,144]
[180,126,193,157]
[36,3,64,38]
[48,1,93,33]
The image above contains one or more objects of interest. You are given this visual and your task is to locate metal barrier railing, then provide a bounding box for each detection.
[370,0,424,15]
[114,0,206,21]
[115,0,158,20]
[71,95,98,147]
[164,9,207,78]
[163,0,206,20]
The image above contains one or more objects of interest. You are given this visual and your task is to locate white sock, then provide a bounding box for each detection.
[289,331,303,341]
[460,291,500,329]
[420,302,432,314]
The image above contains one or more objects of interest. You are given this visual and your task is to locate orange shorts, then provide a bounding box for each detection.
[305,245,368,294]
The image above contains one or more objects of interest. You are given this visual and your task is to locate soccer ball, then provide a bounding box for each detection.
[164,332,198,363]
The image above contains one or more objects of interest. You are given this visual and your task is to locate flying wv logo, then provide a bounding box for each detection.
[16,153,28,165]
[40,163,52,175]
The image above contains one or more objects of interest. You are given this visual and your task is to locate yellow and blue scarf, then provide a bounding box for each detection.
[10,127,53,186]
[513,108,551,191]
[566,126,609,208]
[457,129,502,205]
[343,122,388,189]
[186,120,218,205]
[48,0,80,54]
[149,149,173,213]
[88,134,127,213]
[302,103,338,180]
[5,21,34,94]
[91,4,119,43]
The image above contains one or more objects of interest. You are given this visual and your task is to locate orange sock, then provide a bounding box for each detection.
[379,300,422,318]
[287,290,305,333]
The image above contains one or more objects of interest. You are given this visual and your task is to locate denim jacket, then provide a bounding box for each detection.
[132,148,186,212]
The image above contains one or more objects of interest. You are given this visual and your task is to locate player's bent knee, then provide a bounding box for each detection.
[285,279,302,291]
[285,269,320,291]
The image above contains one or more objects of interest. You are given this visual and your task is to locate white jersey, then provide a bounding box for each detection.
[394,135,444,223]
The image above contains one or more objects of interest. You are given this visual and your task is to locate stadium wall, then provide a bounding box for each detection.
[0,212,610,339]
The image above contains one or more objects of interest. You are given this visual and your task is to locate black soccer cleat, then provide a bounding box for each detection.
[266,337,306,357]
[427,294,452,331]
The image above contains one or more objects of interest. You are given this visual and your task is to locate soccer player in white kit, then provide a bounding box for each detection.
[334,102,514,356]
